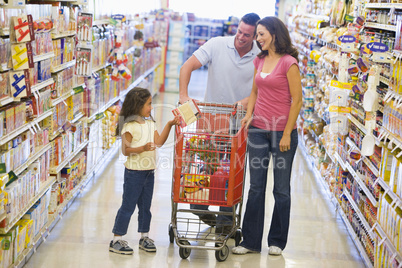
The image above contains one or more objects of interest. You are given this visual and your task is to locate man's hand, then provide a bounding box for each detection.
[179,95,191,104]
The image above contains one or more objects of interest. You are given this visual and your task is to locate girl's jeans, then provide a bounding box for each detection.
[112,168,155,236]
[240,127,298,251]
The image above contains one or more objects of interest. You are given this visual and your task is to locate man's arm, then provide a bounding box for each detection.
[179,55,202,104]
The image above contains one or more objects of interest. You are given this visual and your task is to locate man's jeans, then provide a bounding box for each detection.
[113,169,155,235]
[240,127,298,251]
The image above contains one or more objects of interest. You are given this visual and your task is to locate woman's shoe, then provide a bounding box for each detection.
[268,246,282,255]
[232,245,258,255]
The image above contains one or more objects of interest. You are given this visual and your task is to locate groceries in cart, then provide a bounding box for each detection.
[181,134,230,204]
[169,103,248,260]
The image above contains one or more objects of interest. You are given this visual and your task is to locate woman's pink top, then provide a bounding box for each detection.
[251,54,299,131]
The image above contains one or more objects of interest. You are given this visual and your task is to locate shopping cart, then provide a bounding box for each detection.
[168,102,248,262]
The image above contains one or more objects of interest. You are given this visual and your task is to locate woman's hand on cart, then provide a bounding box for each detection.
[241,114,253,129]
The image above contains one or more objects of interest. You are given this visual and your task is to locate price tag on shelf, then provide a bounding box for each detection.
[95,113,105,120]
[7,171,18,185]
[73,85,84,94]
[0,163,6,173]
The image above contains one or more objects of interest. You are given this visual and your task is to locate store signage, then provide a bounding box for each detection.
[360,43,373,54]
[338,35,356,43]
[367,42,388,53]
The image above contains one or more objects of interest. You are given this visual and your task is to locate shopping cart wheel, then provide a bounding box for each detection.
[179,241,191,259]
[234,230,242,246]
[215,245,229,262]
[168,224,174,243]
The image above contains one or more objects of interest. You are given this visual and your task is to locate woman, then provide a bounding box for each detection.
[232,16,302,255]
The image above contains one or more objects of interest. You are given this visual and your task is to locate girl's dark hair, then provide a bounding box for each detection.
[256,16,299,62]
[115,87,153,136]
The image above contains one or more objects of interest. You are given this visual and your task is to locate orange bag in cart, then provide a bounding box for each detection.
[209,167,228,203]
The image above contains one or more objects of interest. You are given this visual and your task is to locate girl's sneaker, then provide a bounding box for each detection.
[139,237,156,252]
[109,240,133,255]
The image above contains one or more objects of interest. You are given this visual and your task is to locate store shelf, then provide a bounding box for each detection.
[71,112,84,124]
[51,30,76,39]
[33,52,55,63]
[92,62,111,73]
[345,137,380,177]
[51,60,76,73]
[87,96,120,122]
[299,143,337,206]
[374,223,402,264]
[93,19,109,26]
[0,213,6,224]
[14,144,52,176]
[343,190,374,238]
[49,140,89,174]
[365,3,402,9]
[0,62,9,71]
[393,50,402,58]
[302,13,330,21]
[324,146,336,164]
[347,114,381,146]
[337,208,374,268]
[0,109,53,146]
[51,90,74,107]
[31,78,54,94]
[299,142,376,267]
[0,178,55,234]
[344,161,378,207]
[49,127,63,141]
[334,152,347,171]
[0,96,14,106]
[364,22,396,32]
[380,75,390,86]
[377,178,402,209]
[120,62,161,97]
[0,28,9,36]
[14,140,118,267]
[382,127,402,148]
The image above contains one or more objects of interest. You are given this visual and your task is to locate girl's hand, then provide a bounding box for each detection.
[169,115,181,126]
[143,142,156,151]
[279,135,291,152]
[241,115,253,128]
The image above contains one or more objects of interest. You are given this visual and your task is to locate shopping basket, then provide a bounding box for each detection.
[169,102,248,262]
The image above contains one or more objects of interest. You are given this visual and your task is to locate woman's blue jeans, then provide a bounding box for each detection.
[112,168,155,236]
[240,127,298,252]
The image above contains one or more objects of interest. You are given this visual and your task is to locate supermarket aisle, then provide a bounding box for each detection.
[25,70,365,268]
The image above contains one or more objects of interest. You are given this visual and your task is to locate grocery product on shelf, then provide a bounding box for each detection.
[288,0,402,266]
[0,2,167,265]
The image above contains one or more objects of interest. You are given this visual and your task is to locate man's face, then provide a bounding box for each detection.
[234,21,256,50]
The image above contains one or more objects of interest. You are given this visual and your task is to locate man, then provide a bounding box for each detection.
[178,13,260,234]
[179,13,260,107]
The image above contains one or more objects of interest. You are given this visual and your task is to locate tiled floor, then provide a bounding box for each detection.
[25,70,365,268]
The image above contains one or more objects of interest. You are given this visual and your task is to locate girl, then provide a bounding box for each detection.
[232,17,302,255]
[110,87,180,255]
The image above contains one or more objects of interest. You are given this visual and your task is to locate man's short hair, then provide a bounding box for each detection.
[240,13,261,27]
